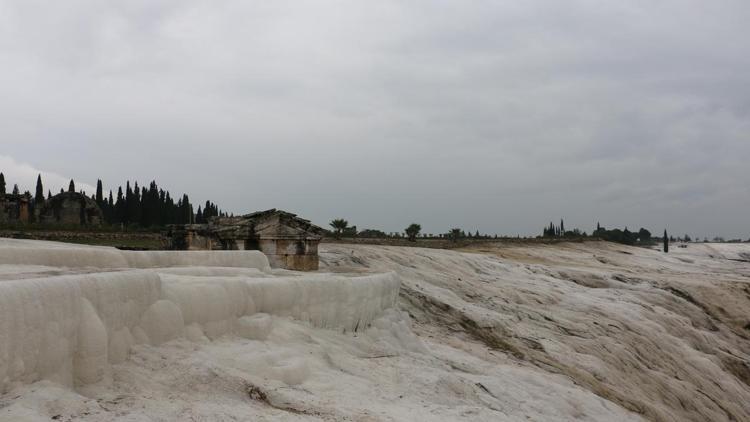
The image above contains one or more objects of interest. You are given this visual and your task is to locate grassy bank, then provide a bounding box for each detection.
[0,228,164,250]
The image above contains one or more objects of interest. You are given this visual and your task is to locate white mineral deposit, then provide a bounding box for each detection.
[1,238,748,420]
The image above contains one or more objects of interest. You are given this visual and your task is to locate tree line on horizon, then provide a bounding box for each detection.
[0,172,227,228]
[5,172,746,241]
[542,219,654,245]
[539,220,742,245]
[329,218,512,242]
[326,217,748,245]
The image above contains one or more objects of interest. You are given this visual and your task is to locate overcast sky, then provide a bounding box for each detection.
[1,0,748,239]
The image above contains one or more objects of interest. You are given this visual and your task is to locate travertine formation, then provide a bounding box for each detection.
[320,241,750,422]
[166,209,324,271]
[0,239,400,396]
[3,239,748,421]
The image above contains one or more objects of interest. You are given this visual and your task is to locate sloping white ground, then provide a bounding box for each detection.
[321,241,750,422]
[1,239,748,421]
[0,239,404,421]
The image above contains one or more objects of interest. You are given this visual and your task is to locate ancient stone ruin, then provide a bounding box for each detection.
[165,209,324,271]
[37,192,103,226]
[0,193,31,224]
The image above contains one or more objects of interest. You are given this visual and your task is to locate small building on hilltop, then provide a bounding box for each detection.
[165,209,325,271]
[0,193,31,224]
[37,191,103,226]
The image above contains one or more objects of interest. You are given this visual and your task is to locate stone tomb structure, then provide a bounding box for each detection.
[0,193,31,224]
[166,209,324,271]
[37,192,103,226]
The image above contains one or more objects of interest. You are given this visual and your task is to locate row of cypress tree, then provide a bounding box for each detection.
[93,179,202,227]
[0,172,21,197]
[542,220,655,244]
[1,171,228,229]
[541,219,673,252]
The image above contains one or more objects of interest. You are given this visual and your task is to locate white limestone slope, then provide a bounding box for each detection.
[2,239,747,421]
[320,241,750,422]
[0,239,399,399]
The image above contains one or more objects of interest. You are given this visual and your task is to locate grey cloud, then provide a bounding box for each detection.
[1,0,749,239]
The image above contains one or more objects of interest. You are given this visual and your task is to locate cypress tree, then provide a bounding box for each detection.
[204,201,212,220]
[182,194,192,224]
[132,182,142,224]
[148,182,159,226]
[126,181,141,224]
[561,219,565,235]
[106,190,114,223]
[158,189,166,226]
[96,179,103,204]
[165,192,174,224]
[0,172,5,196]
[47,190,52,200]
[34,174,44,203]
[139,185,148,226]
[116,186,125,224]
[125,181,132,224]
[68,180,75,193]
[663,230,669,253]
[12,184,20,195]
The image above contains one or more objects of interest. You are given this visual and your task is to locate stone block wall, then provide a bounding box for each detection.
[259,238,320,271]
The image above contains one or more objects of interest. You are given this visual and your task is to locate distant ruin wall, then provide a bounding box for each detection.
[166,225,322,271]
[164,209,325,271]
[260,238,319,271]
[0,195,30,224]
[37,192,103,226]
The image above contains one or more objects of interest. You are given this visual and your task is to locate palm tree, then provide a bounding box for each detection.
[330,218,349,239]
[405,223,421,242]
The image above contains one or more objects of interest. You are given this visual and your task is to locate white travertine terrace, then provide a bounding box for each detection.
[0,246,272,270]
[0,240,399,395]
[2,238,748,421]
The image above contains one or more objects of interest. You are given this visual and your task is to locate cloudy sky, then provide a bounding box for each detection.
[1,0,748,239]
